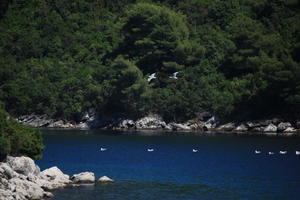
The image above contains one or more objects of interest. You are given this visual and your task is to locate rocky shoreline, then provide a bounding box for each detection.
[15,113,300,137]
[0,156,114,200]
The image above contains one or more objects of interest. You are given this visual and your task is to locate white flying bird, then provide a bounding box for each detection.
[147,149,154,152]
[279,151,287,154]
[169,71,179,79]
[100,148,107,151]
[255,150,261,154]
[192,149,198,153]
[268,152,274,155]
[296,151,300,155]
[147,73,156,82]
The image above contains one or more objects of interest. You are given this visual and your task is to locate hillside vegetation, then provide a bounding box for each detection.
[0,0,299,122]
[0,101,44,161]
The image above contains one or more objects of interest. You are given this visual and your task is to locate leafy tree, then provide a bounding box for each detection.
[0,0,299,122]
[118,2,204,74]
[0,102,44,161]
[106,56,149,116]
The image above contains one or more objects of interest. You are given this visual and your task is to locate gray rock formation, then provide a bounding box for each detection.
[71,172,95,184]
[5,156,40,177]
[135,114,167,129]
[263,123,277,133]
[16,114,77,129]
[234,124,248,132]
[1,156,115,200]
[252,127,264,132]
[217,123,236,131]
[76,122,89,129]
[0,156,95,200]
[277,122,292,132]
[117,119,135,129]
[279,127,297,137]
[283,127,296,133]
[168,122,191,130]
[205,116,217,128]
[245,121,261,129]
[188,121,205,131]
[16,114,52,127]
[14,113,300,136]
[98,176,114,183]
[40,167,71,190]
[8,178,44,200]
[0,157,59,200]
[0,163,19,179]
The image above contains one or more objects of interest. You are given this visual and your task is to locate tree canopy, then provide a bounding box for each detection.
[0,101,44,161]
[0,0,299,122]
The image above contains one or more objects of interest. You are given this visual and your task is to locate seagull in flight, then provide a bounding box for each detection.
[147,73,156,82]
[147,148,154,152]
[169,72,179,79]
[192,149,198,153]
[100,148,107,151]
[279,151,287,154]
[255,150,261,154]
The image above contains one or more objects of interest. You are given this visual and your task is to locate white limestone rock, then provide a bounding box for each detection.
[234,124,248,132]
[0,188,14,200]
[135,114,167,129]
[40,166,70,182]
[0,163,19,179]
[5,156,40,177]
[263,123,277,133]
[71,172,95,184]
[40,166,71,190]
[280,127,297,136]
[76,122,89,129]
[0,156,72,200]
[168,123,191,130]
[98,176,114,183]
[9,178,44,200]
[217,123,236,131]
[252,127,264,132]
[118,119,135,129]
[277,122,292,132]
[283,127,297,133]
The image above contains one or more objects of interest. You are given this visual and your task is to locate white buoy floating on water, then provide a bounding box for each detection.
[296,151,300,155]
[147,149,154,152]
[279,151,287,154]
[255,150,261,154]
[192,149,198,153]
[268,152,274,155]
[100,148,107,151]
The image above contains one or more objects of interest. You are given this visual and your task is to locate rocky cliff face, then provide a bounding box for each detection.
[15,113,300,136]
[0,156,70,200]
[0,156,113,200]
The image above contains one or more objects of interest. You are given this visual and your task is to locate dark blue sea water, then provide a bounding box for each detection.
[37,129,300,200]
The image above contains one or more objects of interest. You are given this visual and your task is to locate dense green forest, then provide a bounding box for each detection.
[0,101,44,161]
[0,0,299,122]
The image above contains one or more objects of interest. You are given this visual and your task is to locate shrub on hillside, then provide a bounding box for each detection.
[0,102,44,161]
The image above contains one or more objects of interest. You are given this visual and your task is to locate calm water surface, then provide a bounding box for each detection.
[37,129,300,200]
